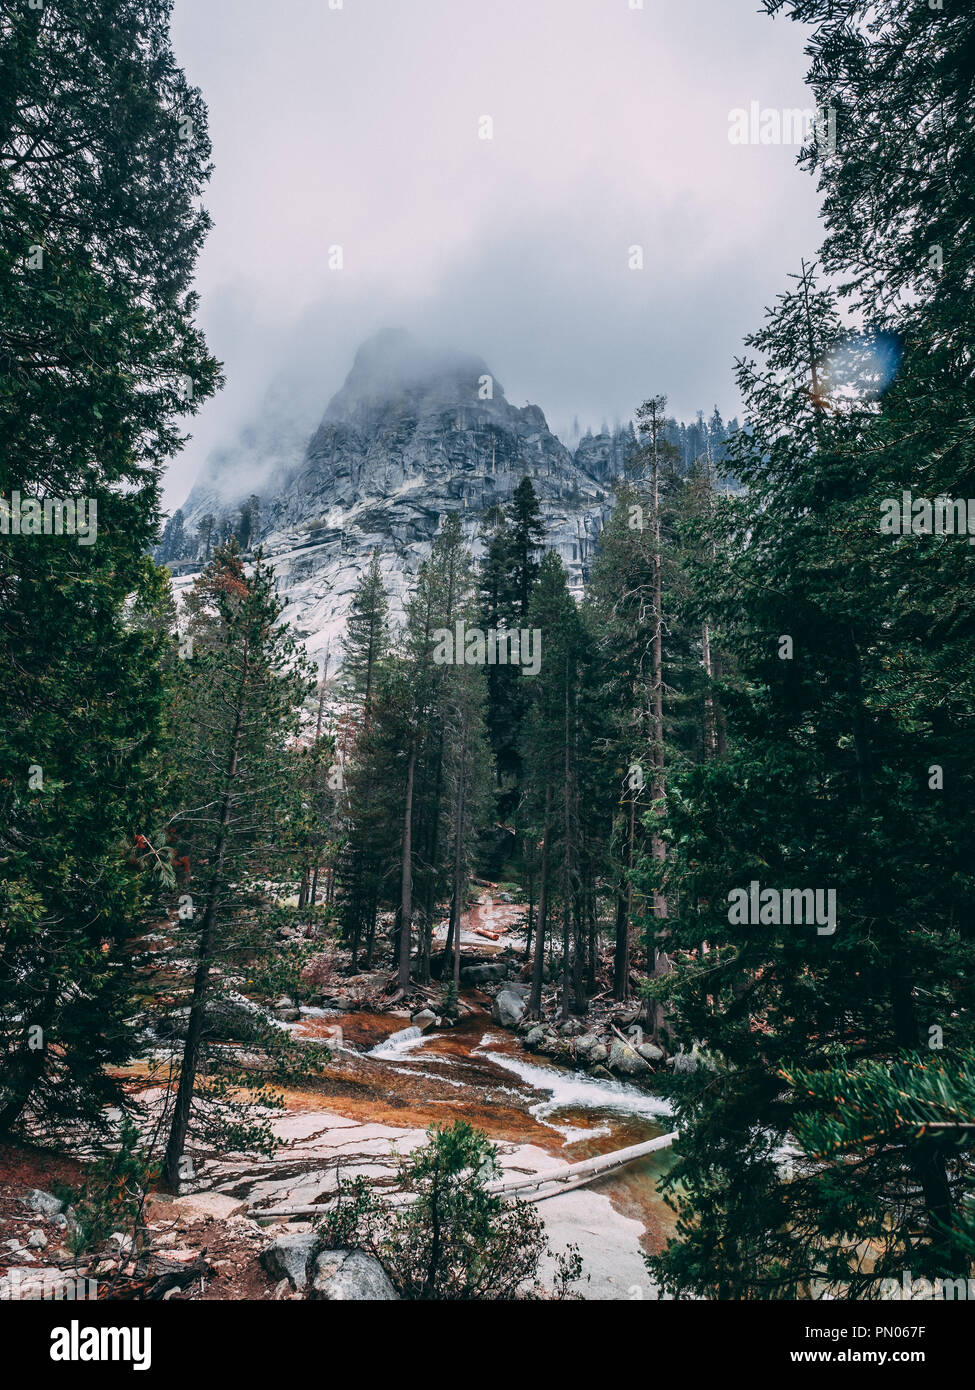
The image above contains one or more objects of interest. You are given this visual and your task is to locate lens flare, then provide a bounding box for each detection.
[816,330,904,406]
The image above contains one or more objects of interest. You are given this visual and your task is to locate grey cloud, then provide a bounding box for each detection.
[165,0,823,509]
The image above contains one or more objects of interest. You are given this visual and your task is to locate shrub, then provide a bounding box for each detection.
[315,1121,584,1299]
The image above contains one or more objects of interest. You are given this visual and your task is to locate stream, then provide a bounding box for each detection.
[201,1006,679,1299]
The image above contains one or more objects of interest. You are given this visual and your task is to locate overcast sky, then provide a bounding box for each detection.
[164,0,824,509]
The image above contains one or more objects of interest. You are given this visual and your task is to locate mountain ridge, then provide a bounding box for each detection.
[162,330,734,669]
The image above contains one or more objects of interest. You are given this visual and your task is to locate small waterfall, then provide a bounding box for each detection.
[367,1025,426,1059]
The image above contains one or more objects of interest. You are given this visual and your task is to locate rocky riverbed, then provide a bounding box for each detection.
[1,888,684,1301]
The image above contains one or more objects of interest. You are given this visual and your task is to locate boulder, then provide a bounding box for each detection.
[275,1007,300,1022]
[27,1230,48,1250]
[636,1042,665,1063]
[524,1025,546,1051]
[492,987,527,1028]
[574,1035,609,1065]
[611,1008,641,1028]
[560,1018,585,1037]
[24,1190,63,1219]
[321,993,352,1011]
[260,1233,320,1291]
[309,1249,399,1301]
[169,1192,249,1223]
[608,1040,651,1077]
[411,1009,438,1032]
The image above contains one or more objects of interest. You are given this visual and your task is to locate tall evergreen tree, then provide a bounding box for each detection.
[523,552,589,1018]
[162,544,314,1189]
[479,478,545,850]
[649,258,975,1293]
[0,0,220,1139]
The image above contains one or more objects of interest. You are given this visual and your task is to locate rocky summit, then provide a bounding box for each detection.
[168,328,616,668]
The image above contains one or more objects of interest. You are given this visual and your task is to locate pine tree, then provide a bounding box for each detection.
[0,0,220,1140]
[478,479,545,853]
[522,552,589,1018]
[335,552,392,966]
[161,544,315,1188]
[159,508,186,561]
[508,476,545,624]
[648,257,975,1295]
[342,549,390,731]
[195,513,216,562]
[444,656,494,1003]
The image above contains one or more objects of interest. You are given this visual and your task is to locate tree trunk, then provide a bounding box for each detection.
[529,787,551,1017]
[613,787,636,1001]
[701,619,717,759]
[648,420,669,1042]
[612,885,629,1002]
[572,888,587,1014]
[585,875,598,994]
[438,714,470,999]
[364,900,377,969]
[451,759,467,1002]
[560,899,572,1023]
[420,730,446,986]
[163,639,249,1191]
[397,739,418,991]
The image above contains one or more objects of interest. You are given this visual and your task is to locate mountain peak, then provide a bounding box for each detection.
[325,328,496,424]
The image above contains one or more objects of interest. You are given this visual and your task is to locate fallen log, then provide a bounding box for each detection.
[483,1132,678,1198]
[247,1131,679,1217]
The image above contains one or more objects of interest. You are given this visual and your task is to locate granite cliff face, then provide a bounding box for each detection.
[172,329,615,668]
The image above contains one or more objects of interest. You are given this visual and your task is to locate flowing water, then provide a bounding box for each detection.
[180,1003,678,1296]
[134,895,680,1294]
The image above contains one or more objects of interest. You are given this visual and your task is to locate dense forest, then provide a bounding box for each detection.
[1,0,974,1323]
